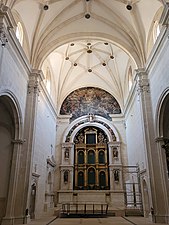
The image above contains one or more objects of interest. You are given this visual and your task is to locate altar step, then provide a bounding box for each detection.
[55,204,143,218]
[125,208,144,217]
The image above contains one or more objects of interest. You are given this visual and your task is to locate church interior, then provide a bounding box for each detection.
[0,0,169,224]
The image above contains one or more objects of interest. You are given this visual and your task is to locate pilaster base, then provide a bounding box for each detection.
[1,215,31,225]
[155,215,169,224]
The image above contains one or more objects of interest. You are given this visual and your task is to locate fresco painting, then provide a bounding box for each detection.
[60,87,121,121]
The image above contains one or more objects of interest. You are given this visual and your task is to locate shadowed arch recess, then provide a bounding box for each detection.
[60,87,121,121]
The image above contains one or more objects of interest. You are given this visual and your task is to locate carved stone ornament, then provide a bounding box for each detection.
[27,70,44,94]
[136,69,150,94]
[113,147,118,158]
[0,27,8,47]
[114,169,120,182]
[64,148,69,159]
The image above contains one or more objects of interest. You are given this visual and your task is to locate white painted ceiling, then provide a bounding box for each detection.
[8,0,164,112]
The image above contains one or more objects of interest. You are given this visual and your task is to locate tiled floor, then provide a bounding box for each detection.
[29,216,167,225]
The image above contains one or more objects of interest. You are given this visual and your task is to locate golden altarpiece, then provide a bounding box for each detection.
[74,127,109,190]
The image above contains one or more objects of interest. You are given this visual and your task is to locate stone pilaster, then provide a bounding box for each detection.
[2,140,24,225]
[136,68,169,223]
[3,70,43,224]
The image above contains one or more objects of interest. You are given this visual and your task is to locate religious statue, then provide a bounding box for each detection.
[64,170,69,183]
[98,132,105,144]
[64,148,69,159]
[113,147,118,158]
[114,169,119,182]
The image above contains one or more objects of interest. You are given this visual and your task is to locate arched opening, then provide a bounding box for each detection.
[159,92,169,176]
[99,171,106,189]
[88,167,96,189]
[153,20,160,44]
[16,22,23,46]
[128,66,133,91]
[99,150,105,164]
[0,95,18,223]
[78,171,84,188]
[45,67,51,94]
[88,150,95,164]
[78,151,84,164]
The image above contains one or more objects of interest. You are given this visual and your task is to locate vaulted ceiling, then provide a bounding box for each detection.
[7,0,164,113]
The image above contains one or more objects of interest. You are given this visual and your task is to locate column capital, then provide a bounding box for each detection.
[28,69,44,94]
[0,4,15,28]
[135,68,150,94]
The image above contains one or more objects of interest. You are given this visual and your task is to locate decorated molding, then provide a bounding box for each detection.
[0,26,8,46]
[32,172,40,178]
[11,139,25,144]
[135,68,150,94]
[47,156,56,167]
[28,70,44,94]
[65,117,117,143]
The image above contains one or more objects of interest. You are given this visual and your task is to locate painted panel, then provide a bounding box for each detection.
[60,87,121,121]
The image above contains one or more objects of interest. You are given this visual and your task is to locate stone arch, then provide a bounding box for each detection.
[63,115,120,143]
[156,88,169,138]
[156,88,169,177]
[0,91,22,138]
[0,92,22,223]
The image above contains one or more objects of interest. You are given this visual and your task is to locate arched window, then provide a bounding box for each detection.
[16,22,23,46]
[45,67,51,94]
[99,150,105,164]
[99,171,106,189]
[88,150,95,164]
[78,151,84,164]
[153,21,160,43]
[88,167,95,187]
[128,66,133,91]
[78,171,84,187]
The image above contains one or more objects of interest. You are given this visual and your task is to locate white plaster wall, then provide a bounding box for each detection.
[32,91,57,218]
[125,94,146,170]
[0,46,28,120]
[148,38,169,129]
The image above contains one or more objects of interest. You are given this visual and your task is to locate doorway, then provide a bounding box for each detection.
[0,96,15,223]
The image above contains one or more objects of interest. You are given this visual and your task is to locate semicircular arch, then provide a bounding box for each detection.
[62,115,120,143]
[0,90,23,139]
[155,87,169,138]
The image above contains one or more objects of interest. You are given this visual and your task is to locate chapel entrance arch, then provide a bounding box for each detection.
[158,91,169,177]
[0,95,20,223]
